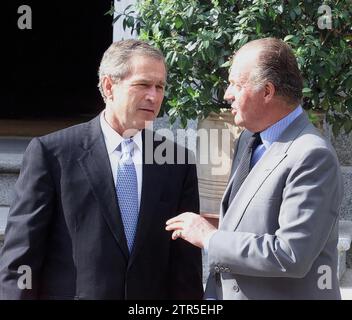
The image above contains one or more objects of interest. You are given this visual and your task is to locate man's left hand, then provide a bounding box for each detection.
[165,212,217,248]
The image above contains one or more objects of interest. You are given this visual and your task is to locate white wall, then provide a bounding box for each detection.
[113,0,137,41]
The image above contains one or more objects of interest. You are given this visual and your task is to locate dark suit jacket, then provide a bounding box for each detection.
[0,115,203,299]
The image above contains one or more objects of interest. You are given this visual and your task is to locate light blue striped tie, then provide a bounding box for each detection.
[116,138,139,252]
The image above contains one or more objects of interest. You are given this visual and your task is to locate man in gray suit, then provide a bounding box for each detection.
[166,37,344,299]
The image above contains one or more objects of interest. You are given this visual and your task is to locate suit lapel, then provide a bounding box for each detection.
[221,151,286,231]
[220,131,251,219]
[220,112,311,231]
[77,115,130,260]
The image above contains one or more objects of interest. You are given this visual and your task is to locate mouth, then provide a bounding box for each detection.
[231,104,238,115]
[139,108,155,115]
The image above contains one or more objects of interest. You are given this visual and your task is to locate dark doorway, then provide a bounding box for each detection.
[1,1,112,123]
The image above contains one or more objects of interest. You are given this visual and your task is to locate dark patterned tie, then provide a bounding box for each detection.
[226,133,262,209]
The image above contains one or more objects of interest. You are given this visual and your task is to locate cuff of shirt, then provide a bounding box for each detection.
[203,230,217,254]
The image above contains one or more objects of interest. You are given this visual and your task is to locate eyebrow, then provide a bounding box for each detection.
[132,79,166,86]
[228,70,249,85]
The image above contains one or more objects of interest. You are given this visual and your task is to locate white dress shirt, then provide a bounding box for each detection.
[100,112,143,210]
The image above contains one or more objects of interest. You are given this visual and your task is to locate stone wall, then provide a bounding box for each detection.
[332,130,352,268]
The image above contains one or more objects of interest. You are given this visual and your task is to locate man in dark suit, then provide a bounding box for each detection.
[0,40,203,299]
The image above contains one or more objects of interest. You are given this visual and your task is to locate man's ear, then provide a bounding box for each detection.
[264,82,275,102]
[102,76,114,100]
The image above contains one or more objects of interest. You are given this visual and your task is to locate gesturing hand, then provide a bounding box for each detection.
[165,212,217,248]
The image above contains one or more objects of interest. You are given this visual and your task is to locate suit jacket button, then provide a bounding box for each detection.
[233,285,240,293]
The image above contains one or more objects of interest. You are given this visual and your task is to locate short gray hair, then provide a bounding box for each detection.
[98,39,166,101]
[238,38,303,105]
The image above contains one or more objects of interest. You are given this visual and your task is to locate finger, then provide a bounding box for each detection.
[171,230,183,240]
[165,222,183,231]
[166,215,184,225]
[181,211,196,218]
[166,212,196,225]
[181,211,193,215]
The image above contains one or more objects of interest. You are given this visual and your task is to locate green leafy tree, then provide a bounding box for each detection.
[111,0,352,134]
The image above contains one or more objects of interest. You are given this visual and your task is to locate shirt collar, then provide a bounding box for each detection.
[260,105,303,149]
[100,111,143,155]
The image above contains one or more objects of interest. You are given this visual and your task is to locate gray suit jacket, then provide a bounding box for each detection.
[204,112,343,300]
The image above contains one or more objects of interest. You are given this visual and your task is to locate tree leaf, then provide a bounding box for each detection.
[112,14,122,25]
[128,0,352,135]
[284,35,295,42]
[175,16,183,29]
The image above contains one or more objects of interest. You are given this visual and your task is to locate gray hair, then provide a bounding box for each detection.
[98,39,166,102]
[238,38,303,105]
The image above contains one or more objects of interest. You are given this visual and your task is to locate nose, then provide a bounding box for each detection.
[224,84,235,103]
[145,86,157,102]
